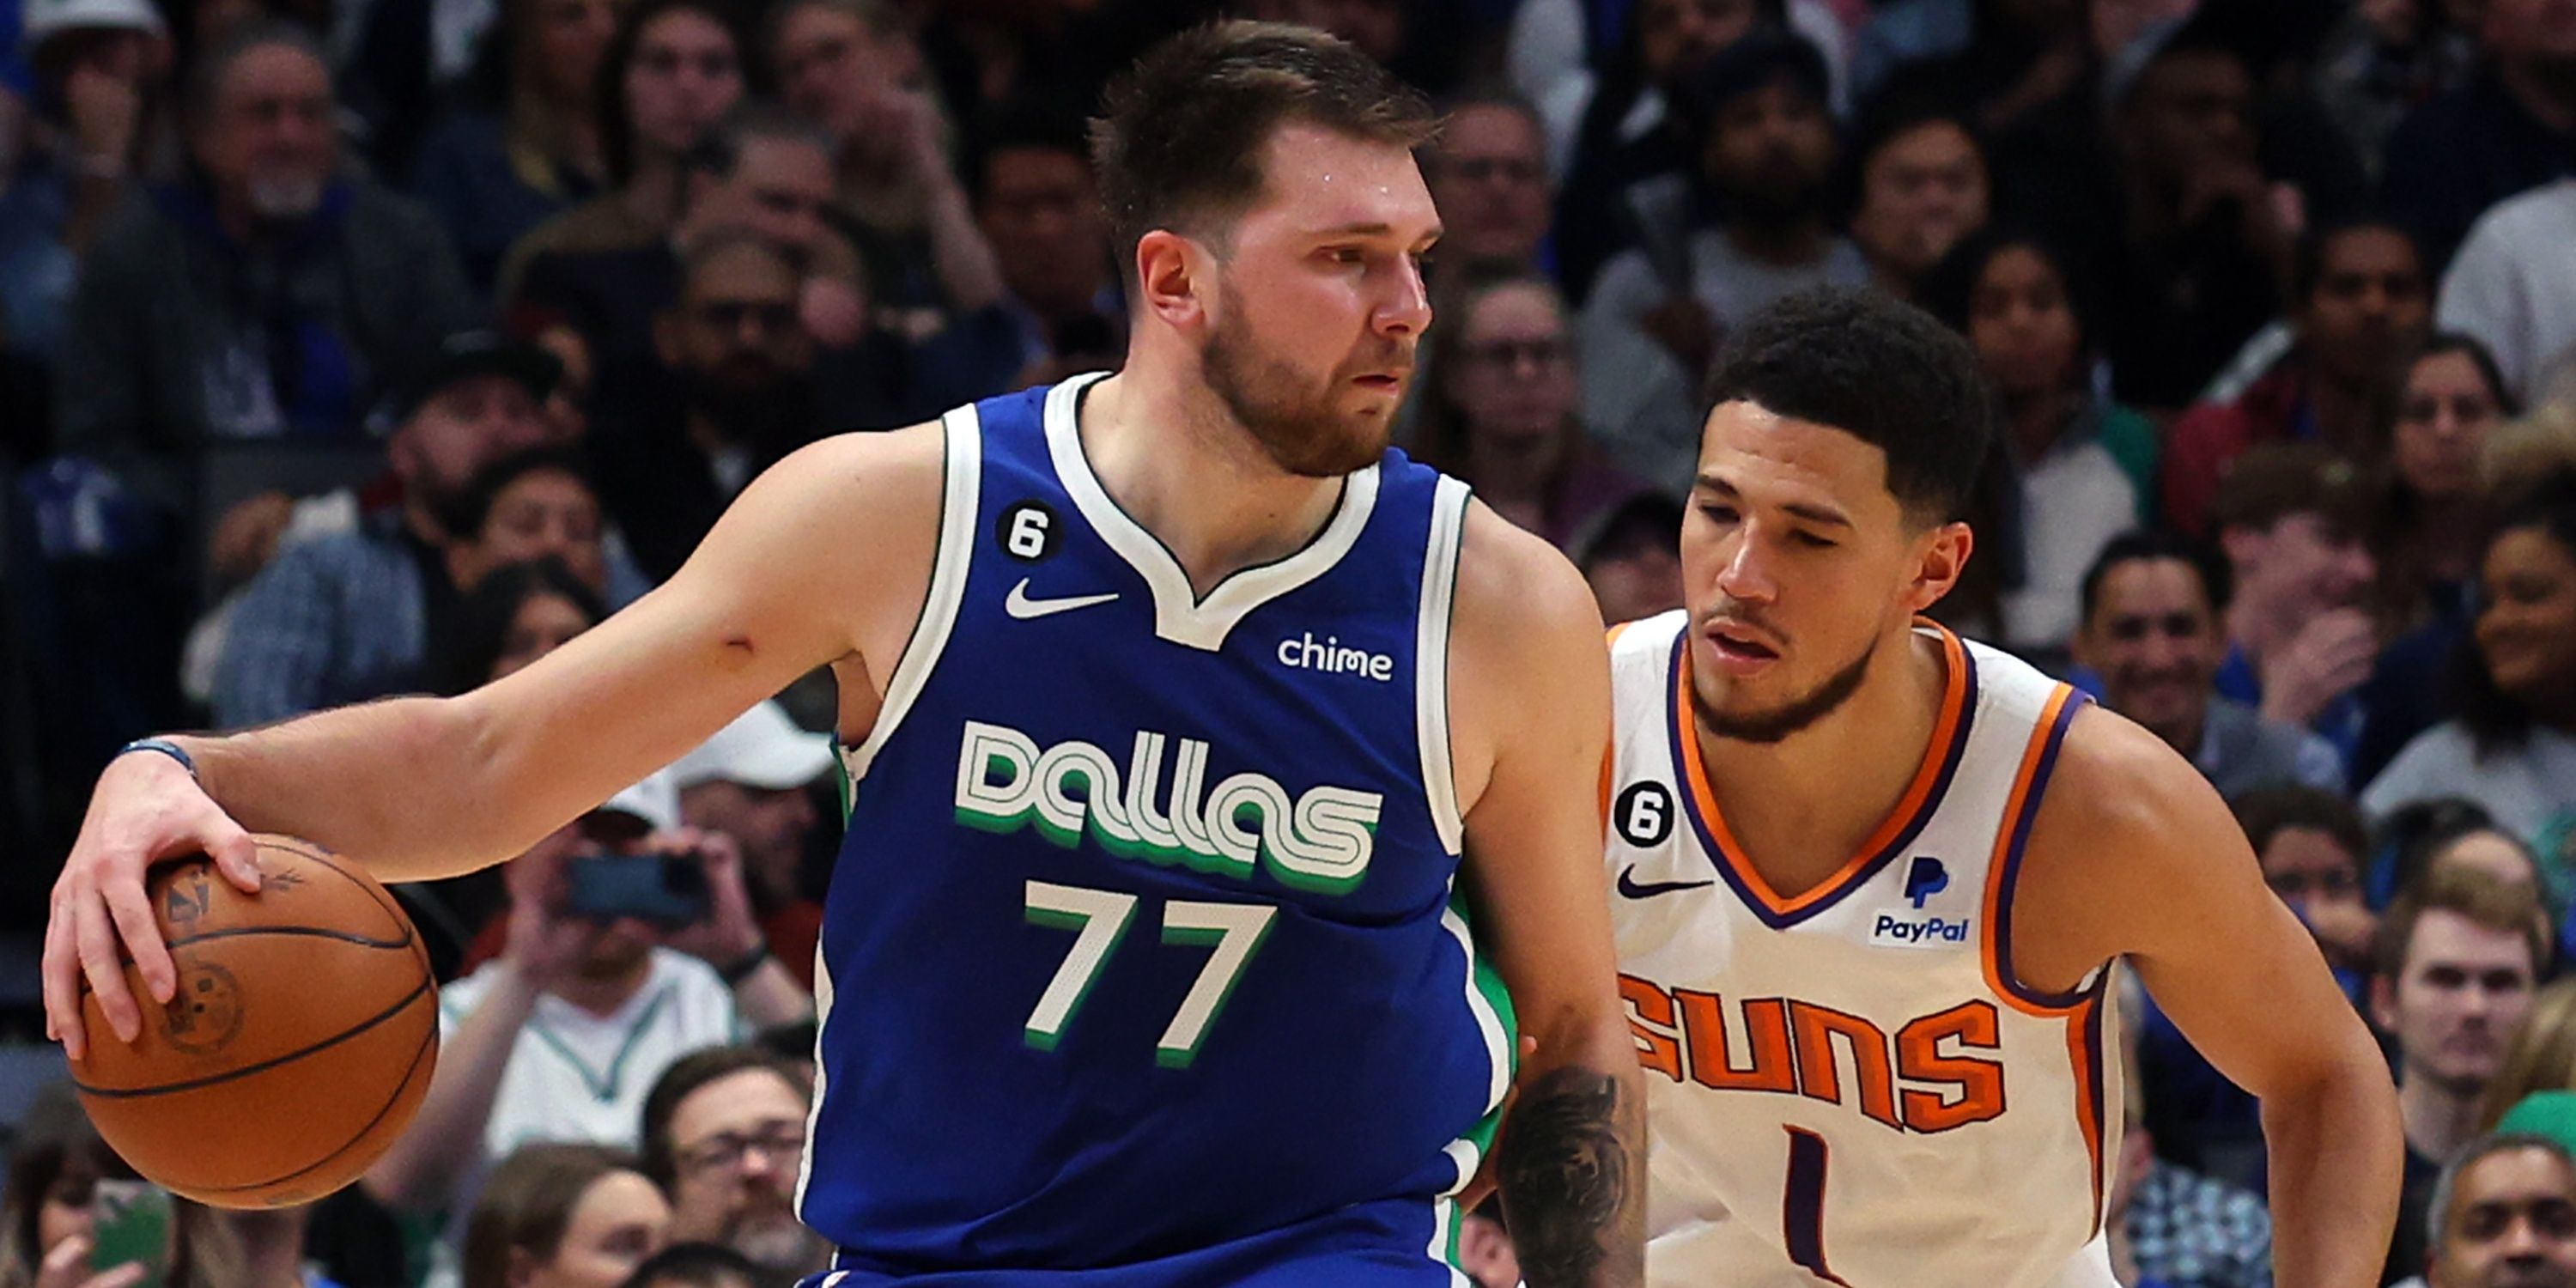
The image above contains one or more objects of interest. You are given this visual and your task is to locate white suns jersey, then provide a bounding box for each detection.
[1605,611,2123,1288]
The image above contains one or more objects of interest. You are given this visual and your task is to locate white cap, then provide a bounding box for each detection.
[22,0,166,48]
[593,769,681,833]
[670,701,835,791]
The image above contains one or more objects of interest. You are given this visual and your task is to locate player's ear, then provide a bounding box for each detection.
[1134,230,1211,333]
[1903,520,1973,614]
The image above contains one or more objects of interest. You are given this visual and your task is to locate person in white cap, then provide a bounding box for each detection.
[0,0,168,361]
[669,700,833,987]
[357,768,812,1261]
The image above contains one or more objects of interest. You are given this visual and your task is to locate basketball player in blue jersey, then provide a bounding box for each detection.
[1600,288,2402,1288]
[42,23,1646,1287]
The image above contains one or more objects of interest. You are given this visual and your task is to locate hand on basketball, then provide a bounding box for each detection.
[35,1237,149,1288]
[44,750,264,1060]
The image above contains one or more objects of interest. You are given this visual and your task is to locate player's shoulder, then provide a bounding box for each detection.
[2032,698,2241,868]
[1449,498,1605,657]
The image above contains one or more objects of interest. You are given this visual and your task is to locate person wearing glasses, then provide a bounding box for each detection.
[639,1048,827,1281]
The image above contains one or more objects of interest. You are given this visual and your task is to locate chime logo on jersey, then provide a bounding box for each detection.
[951,719,1384,894]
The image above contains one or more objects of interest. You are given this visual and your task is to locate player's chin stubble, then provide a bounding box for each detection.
[1202,290,1393,479]
[1692,634,1880,745]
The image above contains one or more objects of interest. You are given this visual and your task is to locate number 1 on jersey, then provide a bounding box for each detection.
[1783,1127,1851,1286]
[1023,881,1278,1066]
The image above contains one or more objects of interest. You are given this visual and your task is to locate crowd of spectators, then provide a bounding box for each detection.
[9,1,2576,1285]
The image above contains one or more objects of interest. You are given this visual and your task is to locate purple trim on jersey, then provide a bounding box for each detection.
[1989,690,2093,1010]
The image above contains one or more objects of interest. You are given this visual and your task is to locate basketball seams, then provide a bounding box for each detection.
[72,976,435,1099]
[177,1011,438,1202]
[161,925,416,951]
[255,836,412,943]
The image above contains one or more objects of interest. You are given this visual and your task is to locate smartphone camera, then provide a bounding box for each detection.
[563,853,712,927]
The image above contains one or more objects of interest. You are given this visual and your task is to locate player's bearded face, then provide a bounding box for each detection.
[1201,274,1403,478]
[1689,602,1880,744]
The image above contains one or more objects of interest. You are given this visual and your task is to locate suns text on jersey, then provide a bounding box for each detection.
[1619,975,2007,1133]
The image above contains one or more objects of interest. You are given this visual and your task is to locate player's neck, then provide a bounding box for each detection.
[1078,370,1352,597]
[2395,1067,2484,1163]
[1693,630,1947,893]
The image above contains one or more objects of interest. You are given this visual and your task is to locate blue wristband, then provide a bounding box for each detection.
[118,738,198,780]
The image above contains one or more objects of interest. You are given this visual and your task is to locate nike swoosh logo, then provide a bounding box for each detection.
[1617,866,1715,900]
[1005,578,1119,621]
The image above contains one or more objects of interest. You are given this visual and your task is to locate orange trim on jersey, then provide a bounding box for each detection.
[1978,683,2090,1018]
[1606,621,1637,650]
[1672,621,1973,917]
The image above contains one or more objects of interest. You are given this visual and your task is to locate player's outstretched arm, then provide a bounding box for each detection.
[1449,504,1644,1288]
[43,425,945,1058]
[2021,706,2403,1288]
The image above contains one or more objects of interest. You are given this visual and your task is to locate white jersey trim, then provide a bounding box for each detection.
[1042,373,1382,653]
[838,401,983,783]
[1415,476,1471,856]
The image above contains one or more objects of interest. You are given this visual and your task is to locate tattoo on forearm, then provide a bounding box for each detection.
[1497,1066,1637,1286]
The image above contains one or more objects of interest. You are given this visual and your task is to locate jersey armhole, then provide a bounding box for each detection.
[840,404,984,781]
[1416,477,1472,855]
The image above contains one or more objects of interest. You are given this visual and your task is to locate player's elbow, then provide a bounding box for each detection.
[2256,1010,2401,1132]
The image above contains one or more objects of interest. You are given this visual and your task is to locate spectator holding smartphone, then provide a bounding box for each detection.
[0,1083,243,1288]
[360,769,811,1259]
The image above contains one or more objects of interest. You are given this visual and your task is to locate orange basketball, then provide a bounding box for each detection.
[71,835,438,1209]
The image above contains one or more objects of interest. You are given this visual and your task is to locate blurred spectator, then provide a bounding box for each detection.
[1419,92,1554,279]
[1571,491,1686,626]
[0,1082,247,1288]
[589,232,817,583]
[1921,228,2154,656]
[406,0,618,295]
[2237,785,2379,984]
[639,1048,829,1279]
[2107,1071,2273,1288]
[612,1244,761,1288]
[670,700,834,991]
[0,0,174,366]
[2165,218,2433,536]
[2211,444,2383,767]
[1541,1,1836,305]
[2482,981,2576,1134]
[965,96,1124,387]
[53,21,477,525]
[1242,0,1471,94]
[178,330,562,707]
[2409,1133,2576,1288]
[2366,470,2576,854]
[512,106,854,436]
[2311,0,2478,180]
[2373,335,2519,631]
[1850,0,2091,124]
[429,553,607,696]
[2093,27,2300,414]
[1418,269,1654,546]
[2374,866,2553,1285]
[766,0,1006,330]
[2498,1091,2576,1157]
[459,1144,670,1288]
[2072,531,2346,797]
[1846,99,1990,303]
[1455,1199,1518,1288]
[361,773,811,1223]
[1578,30,1863,490]
[206,434,597,727]
[2437,177,2576,404]
[2382,0,2576,276]
[495,0,745,300]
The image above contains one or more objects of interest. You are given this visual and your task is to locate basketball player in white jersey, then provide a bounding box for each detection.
[1601,288,2399,1288]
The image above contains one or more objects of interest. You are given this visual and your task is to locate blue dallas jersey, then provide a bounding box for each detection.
[797,374,1516,1286]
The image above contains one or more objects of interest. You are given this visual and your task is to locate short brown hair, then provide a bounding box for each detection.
[2211,443,2372,537]
[639,1046,811,1188]
[1087,21,1438,280]
[2376,865,2552,982]
[462,1143,644,1288]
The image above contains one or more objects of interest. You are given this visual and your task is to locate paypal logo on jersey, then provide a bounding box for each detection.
[1870,857,1968,950]
[952,720,1384,894]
